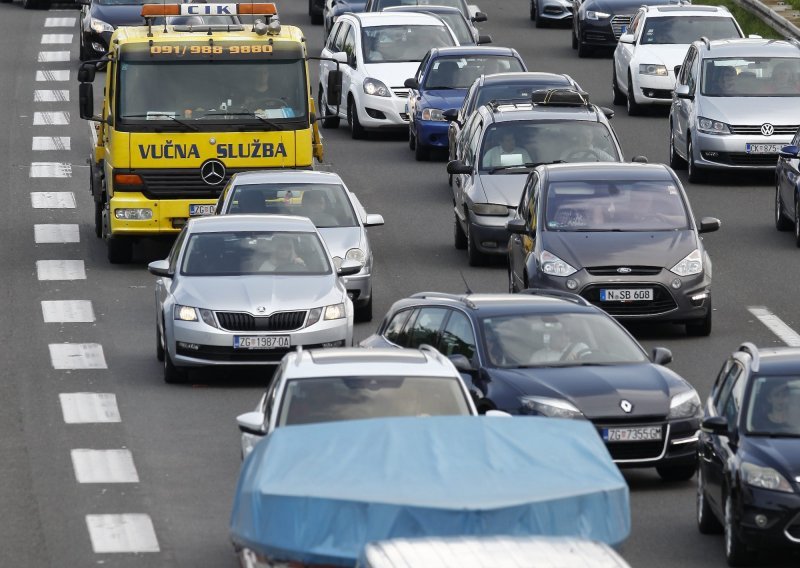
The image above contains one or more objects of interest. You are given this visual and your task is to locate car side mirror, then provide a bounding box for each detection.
[780,144,799,159]
[675,84,693,100]
[618,33,634,44]
[698,217,721,234]
[477,34,492,45]
[364,213,384,227]
[472,11,488,22]
[443,108,459,122]
[673,65,682,77]
[599,106,614,119]
[77,63,96,83]
[651,347,672,366]
[337,259,362,277]
[147,259,171,277]
[506,217,528,235]
[236,411,266,436]
[631,155,648,163]
[332,51,348,64]
[701,415,729,436]
[447,160,472,175]
[404,77,419,90]
[449,354,474,372]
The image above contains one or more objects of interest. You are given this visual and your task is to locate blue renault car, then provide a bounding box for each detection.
[404,46,527,161]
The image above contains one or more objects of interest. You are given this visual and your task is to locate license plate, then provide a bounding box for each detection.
[745,143,782,154]
[602,426,662,443]
[189,204,216,216]
[233,335,290,350]
[600,288,653,301]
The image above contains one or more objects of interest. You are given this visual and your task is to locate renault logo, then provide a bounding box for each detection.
[200,159,226,185]
[620,399,633,413]
[761,123,775,136]
[617,267,632,274]
[256,306,267,314]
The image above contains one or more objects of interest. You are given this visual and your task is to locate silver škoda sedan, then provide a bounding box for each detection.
[148,215,360,383]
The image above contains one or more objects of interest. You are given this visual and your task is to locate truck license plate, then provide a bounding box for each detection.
[189,204,216,216]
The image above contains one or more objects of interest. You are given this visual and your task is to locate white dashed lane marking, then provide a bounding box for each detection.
[31,192,76,208]
[71,450,139,483]
[41,34,73,45]
[33,111,70,125]
[34,224,79,243]
[38,51,70,63]
[36,260,86,281]
[42,301,95,323]
[35,70,70,82]
[34,90,70,102]
[30,162,72,178]
[32,137,71,151]
[59,393,121,424]
[44,17,76,27]
[85,515,160,553]
[748,306,800,347]
[49,343,107,370]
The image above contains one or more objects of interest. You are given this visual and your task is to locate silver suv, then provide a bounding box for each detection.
[669,38,800,183]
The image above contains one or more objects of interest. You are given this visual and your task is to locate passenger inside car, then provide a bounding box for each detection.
[300,190,339,227]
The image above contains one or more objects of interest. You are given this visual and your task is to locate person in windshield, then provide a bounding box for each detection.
[768,61,800,95]
[563,126,617,162]
[483,132,532,168]
[301,190,339,227]
[708,65,737,96]
[529,323,590,364]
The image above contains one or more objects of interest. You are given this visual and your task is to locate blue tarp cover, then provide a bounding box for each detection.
[229,416,630,566]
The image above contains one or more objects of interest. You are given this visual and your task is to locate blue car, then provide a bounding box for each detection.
[775,129,800,244]
[404,46,526,161]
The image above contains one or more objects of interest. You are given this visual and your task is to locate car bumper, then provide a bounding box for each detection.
[530,268,712,324]
[468,211,515,256]
[415,119,450,149]
[692,131,791,170]
[735,487,800,548]
[633,73,675,105]
[358,93,409,129]
[342,270,372,306]
[595,418,700,468]
[540,1,572,21]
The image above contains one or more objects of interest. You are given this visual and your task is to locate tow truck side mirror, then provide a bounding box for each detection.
[77,64,96,83]
[79,83,96,121]
[327,70,343,106]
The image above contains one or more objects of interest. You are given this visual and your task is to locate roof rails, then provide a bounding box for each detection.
[788,38,800,51]
[517,288,592,307]
[530,88,591,107]
[410,292,477,309]
[738,342,760,372]
[699,36,712,51]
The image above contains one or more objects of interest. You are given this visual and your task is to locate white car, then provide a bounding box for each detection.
[612,5,743,115]
[236,346,480,459]
[318,12,459,139]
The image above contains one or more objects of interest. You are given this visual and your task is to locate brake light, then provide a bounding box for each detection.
[114,173,143,186]
[141,4,180,16]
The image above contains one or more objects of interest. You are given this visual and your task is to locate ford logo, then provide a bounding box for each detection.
[617,267,632,274]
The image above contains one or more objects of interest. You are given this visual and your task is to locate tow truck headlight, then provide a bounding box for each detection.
[639,64,668,76]
[363,78,391,97]
[90,18,114,34]
[421,108,445,121]
[114,208,153,220]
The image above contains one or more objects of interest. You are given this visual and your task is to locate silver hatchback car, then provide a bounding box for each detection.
[148,215,361,383]
[669,38,800,183]
[215,170,384,322]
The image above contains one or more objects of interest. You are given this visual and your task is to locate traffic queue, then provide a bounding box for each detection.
[73,0,800,565]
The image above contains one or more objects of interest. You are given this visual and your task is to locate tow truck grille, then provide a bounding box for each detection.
[129,168,249,200]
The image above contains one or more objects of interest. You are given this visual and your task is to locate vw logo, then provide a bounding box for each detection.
[200,159,226,186]
[617,267,632,274]
[620,399,633,413]
[256,306,267,314]
[761,123,775,136]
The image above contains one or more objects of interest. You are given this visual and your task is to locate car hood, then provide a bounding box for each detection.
[420,88,468,111]
[492,363,675,419]
[318,227,364,258]
[476,173,528,206]
[332,1,367,16]
[90,4,146,27]
[542,230,697,269]
[634,44,692,70]
[741,437,800,481]
[173,275,342,312]
[364,62,424,89]
[585,0,670,14]
[698,96,800,126]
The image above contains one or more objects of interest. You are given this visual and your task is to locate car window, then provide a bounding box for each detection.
[407,307,449,347]
[710,359,733,403]
[723,370,746,428]
[460,82,477,118]
[714,363,742,416]
[459,111,481,159]
[424,56,525,90]
[465,119,483,166]
[523,174,539,230]
[343,26,357,63]
[438,310,476,359]
[678,46,695,86]
[328,21,345,51]
[384,309,413,344]
[432,12,472,45]
[168,227,188,273]
[640,16,741,45]
[361,25,455,64]
[228,183,358,228]
[701,56,800,97]
[628,11,643,37]
[264,364,283,426]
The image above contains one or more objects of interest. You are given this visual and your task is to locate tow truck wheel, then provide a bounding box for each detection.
[94,201,103,238]
[107,238,133,264]
[23,0,45,9]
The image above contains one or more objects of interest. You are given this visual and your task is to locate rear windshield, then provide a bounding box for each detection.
[362,24,455,63]
[228,183,358,228]
[425,56,525,89]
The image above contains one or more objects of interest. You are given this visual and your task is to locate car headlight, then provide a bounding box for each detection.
[670,249,702,277]
[639,64,668,76]
[421,108,445,121]
[174,305,198,322]
[697,116,731,135]
[540,250,578,277]
[667,389,701,419]
[345,248,366,267]
[586,10,610,20]
[363,77,391,97]
[324,303,346,320]
[741,462,794,493]
[90,18,114,34]
[472,203,510,216]
[520,396,585,419]
[241,432,263,460]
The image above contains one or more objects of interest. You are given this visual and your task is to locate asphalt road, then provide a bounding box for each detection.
[2,1,800,566]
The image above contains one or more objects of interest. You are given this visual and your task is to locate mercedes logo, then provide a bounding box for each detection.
[761,123,775,136]
[620,399,633,413]
[200,159,226,186]
[617,267,632,274]
[256,306,267,314]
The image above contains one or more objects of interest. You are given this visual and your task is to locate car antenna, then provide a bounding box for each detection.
[459,271,473,295]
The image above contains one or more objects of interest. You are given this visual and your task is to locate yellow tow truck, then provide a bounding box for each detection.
[78,3,342,263]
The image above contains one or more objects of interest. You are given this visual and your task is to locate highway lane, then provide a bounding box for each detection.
[1,0,799,566]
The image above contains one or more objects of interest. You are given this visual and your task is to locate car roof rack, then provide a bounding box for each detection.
[410,291,477,309]
[737,342,760,372]
[517,288,592,307]
[486,98,535,111]
[530,88,591,107]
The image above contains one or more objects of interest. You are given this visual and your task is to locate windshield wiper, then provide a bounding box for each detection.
[206,110,284,131]
[487,160,564,174]
[121,113,198,131]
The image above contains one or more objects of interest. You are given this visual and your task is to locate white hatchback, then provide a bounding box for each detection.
[318,12,459,139]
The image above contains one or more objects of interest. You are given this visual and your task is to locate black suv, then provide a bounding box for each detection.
[361,290,702,481]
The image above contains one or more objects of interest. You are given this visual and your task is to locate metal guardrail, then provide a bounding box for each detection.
[737,0,800,39]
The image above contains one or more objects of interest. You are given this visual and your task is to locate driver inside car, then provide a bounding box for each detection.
[483,131,532,168]
[562,126,616,162]
[528,323,591,364]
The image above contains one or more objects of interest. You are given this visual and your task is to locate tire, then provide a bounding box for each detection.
[508,267,517,293]
[348,97,366,140]
[414,131,429,161]
[156,321,165,362]
[94,201,103,239]
[534,1,546,28]
[612,66,625,105]
[577,29,592,58]
[79,34,90,62]
[409,127,416,150]
[724,494,755,566]
[794,200,800,248]
[687,137,706,183]
[530,0,536,20]
[23,0,44,9]
[309,0,323,25]
[163,349,186,384]
[697,468,723,534]
[355,294,373,323]
[626,72,642,116]
[669,125,687,170]
[687,302,712,337]
[318,86,340,129]
[454,211,467,250]
[107,237,134,264]
[466,220,487,266]
[571,25,578,49]
[775,185,792,231]
[656,463,696,482]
